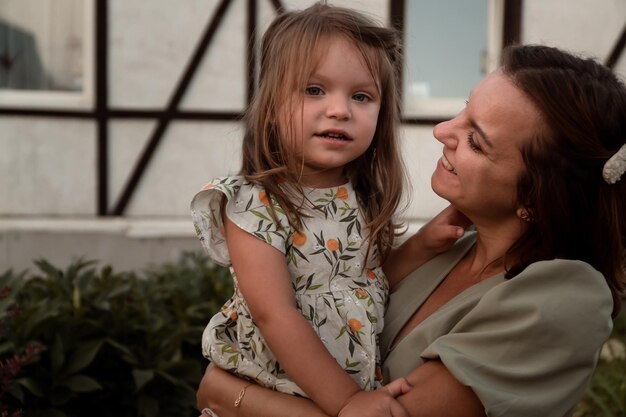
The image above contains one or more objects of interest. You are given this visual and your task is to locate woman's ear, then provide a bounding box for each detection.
[516,207,532,222]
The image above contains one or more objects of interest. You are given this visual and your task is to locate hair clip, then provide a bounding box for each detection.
[602,143,626,184]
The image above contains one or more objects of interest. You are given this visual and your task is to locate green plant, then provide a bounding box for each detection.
[1,269,46,417]
[576,310,626,417]
[0,253,232,417]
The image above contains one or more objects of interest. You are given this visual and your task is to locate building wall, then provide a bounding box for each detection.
[1,0,624,271]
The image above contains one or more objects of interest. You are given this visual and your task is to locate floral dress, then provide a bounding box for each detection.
[190,176,388,396]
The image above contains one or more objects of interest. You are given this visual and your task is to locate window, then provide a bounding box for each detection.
[403,0,503,118]
[0,0,94,108]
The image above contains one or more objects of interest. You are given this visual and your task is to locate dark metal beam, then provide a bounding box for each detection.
[0,109,94,118]
[269,0,284,13]
[108,109,241,120]
[247,0,257,105]
[390,0,405,103]
[606,21,626,70]
[0,109,242,120]
[401,117,446,125]
[503,0,523,48]
[96,0,109,215]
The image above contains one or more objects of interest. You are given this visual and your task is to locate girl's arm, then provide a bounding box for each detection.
[223,216,360,416]
[383,206,471,287]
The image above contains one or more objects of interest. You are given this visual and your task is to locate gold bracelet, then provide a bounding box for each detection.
[234,383,253,408]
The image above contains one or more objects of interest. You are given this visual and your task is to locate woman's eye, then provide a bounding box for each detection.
[305,86,323,96]
[467,131,482,153]
[353,93,370,102]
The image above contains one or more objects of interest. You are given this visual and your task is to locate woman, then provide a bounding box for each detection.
[196,44,626,417]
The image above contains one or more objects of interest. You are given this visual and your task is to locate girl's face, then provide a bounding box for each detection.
[279,37,381,188]
[431,70,544,224]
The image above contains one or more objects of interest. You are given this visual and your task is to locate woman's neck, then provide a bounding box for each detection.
[466,218,526,280]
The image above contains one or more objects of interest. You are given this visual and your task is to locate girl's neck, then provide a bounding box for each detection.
[296,173,348,189]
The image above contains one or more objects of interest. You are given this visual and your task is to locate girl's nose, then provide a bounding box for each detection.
[326,95,351,120]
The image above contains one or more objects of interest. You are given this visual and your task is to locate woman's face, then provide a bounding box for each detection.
[431,70,545,223]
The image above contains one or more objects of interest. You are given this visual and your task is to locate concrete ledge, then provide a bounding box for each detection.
[0,217,196,237]
[0,218,199,273]
[0,217,427,273]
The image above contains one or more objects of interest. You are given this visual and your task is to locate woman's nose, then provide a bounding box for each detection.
[433,118,458,148]
[326,95,351,120]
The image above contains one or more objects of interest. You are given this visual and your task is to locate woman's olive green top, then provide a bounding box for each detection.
[381,233,613,417]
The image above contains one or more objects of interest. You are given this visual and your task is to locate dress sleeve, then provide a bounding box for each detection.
[190,176,290,266]
[421,260,614,417]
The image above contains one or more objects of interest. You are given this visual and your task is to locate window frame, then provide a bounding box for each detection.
[0,0,95,109]
[399,0,507,121]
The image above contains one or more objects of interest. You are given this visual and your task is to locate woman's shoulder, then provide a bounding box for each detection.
[508,259,611,298]
[486,258,613,325]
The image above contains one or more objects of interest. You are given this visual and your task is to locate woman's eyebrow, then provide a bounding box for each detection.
[470,120,493,148]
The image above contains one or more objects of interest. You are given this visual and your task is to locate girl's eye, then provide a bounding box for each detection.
[352,93,370,102]
[305,86,323,96]
[467,131,482,153]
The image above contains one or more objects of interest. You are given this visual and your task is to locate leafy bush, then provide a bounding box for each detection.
[1,253,623,417]
[576,310,626,417]
[0,253,232,417]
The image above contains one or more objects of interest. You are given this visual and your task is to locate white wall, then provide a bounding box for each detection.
[523,0,626,71]
[1,0,624,270]
[0,118,96,215]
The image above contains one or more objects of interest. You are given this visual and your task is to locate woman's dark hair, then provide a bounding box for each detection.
[502,44,626,316]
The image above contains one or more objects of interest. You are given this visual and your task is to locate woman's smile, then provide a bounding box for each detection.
[441,154,456,174]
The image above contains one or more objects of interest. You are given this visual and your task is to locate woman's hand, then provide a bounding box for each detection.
[196,363,222,415]
[337,379,412,417]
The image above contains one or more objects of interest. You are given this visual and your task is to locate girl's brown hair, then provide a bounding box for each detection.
[239,2,406,262]
[502,45,626,316]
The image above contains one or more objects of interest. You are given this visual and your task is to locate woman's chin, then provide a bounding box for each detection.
[430,176,451,201]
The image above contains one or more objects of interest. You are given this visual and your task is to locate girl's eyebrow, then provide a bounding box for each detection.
[309,73,379,90]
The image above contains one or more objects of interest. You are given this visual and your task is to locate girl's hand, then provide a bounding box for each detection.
[384,205,472,286]
[337,384,411,417]
[417,205,472,255]
[384,377,413,396]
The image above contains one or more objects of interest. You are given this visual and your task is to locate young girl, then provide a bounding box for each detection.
[191,3,464,416]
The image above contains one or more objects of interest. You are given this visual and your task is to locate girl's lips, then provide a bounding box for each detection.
[315,129,352,141]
